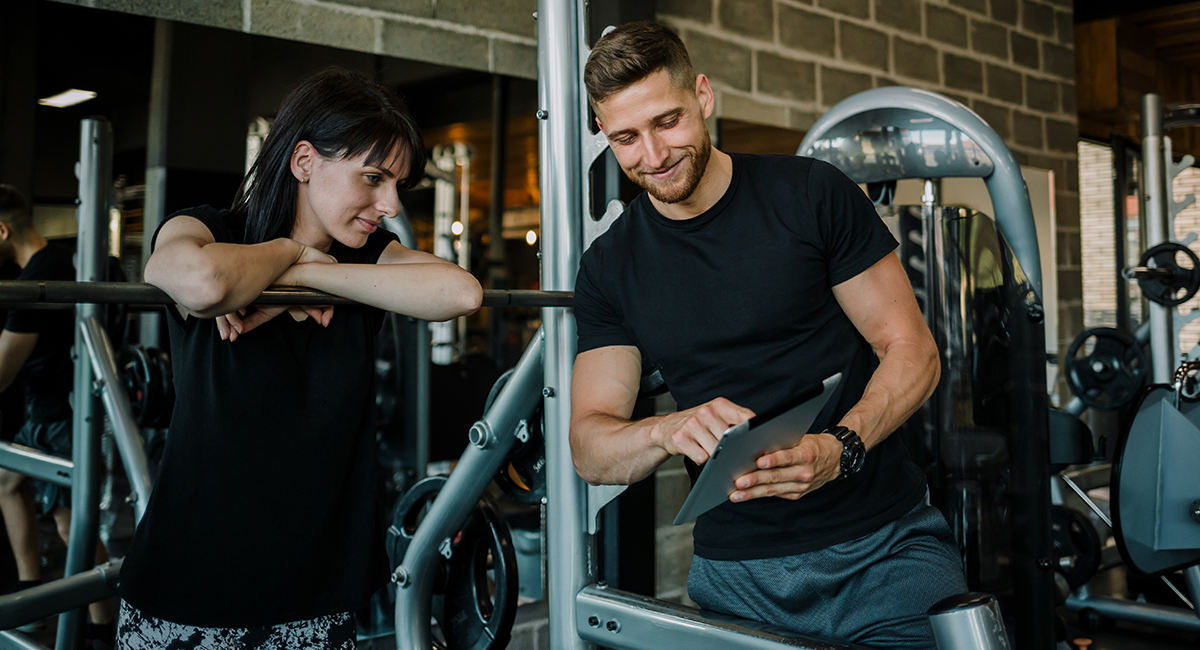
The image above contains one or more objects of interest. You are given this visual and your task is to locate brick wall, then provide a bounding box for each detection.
[658,0,1081,353]
[49,0,538,79]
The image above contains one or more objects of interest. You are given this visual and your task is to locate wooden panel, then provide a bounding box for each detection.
[1076,20,1120,114]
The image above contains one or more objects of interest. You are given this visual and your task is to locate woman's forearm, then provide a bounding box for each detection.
[146,238,304,318]
[285,261,482,321]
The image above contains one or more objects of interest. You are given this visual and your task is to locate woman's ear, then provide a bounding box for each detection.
[290,141,316,183]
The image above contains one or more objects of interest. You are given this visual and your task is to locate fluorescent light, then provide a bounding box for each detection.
[39,89,97,108]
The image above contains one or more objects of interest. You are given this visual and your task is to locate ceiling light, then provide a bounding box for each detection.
[39,89,97,108]
[526,230,537,246]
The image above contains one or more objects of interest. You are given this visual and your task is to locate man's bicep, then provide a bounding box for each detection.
[831,253,930,354]
[570,345,643,423]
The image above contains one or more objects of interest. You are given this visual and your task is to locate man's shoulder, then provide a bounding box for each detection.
[581,197,644,263]
[732,152,817,177]
[18,244,75,281]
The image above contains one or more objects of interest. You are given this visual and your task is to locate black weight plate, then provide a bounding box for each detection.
[1137,242,1200,307]
[387,477,518,650]
[1051,505,1101,590]
[494,415,546,505]
[1065,328,1147,411]
[437,496,519,650]
[147,347,175,429]
[120,345,159,428]
[484,369,547,505]
[386,476,447,573]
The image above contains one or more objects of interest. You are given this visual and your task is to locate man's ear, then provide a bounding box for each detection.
[0,222,11,242]
[290,141,316,183]
[695,74,715,121]
[594,116,604,133]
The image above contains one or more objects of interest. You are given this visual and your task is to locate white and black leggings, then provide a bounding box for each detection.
[115,601,356,650]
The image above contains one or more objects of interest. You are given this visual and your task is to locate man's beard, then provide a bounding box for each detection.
[631,130,712,204]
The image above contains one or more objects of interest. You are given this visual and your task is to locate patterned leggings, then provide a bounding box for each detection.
[116,601,356,650]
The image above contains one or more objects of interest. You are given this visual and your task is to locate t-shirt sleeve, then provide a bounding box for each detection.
[5,306,47,334]
[574,248,635,354]
[361,228,401,264]
[6,250,73,335]
[806,159,898,286]
[150,205,232,252]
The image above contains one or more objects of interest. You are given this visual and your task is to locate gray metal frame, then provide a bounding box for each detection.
[799,87,1044,302]
[0,119,148,650]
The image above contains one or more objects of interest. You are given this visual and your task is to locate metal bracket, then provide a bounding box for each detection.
[438,537,453,560]
[586,483,628,534]
[515,419,530,443]
[584,199,625,250]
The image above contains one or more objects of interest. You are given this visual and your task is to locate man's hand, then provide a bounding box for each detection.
[730,433,843,502]
[651,398,755,466]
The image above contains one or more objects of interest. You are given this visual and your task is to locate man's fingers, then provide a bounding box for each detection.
[710,398,755,426]
[673,435,712,466]
[731,481,812,502]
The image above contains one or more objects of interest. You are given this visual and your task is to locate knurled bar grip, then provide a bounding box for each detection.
[0,281,572,308]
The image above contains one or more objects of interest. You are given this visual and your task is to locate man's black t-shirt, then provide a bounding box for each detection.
[5,245,75,423]
[574,154,928,560]
[119,206,395,627]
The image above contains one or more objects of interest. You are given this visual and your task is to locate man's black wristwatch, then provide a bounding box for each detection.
[829,426,865,480]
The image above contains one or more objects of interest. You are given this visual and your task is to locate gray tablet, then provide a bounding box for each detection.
[673,373,842,526]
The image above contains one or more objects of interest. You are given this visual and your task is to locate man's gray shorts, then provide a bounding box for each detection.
[687,501,967,650]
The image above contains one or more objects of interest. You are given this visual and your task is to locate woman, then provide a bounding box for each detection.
[117,68,481,649]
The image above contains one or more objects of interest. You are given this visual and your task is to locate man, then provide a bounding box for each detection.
[0,184,114,646]
[569,22,967,649]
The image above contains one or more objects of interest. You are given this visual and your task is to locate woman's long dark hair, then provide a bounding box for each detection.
[231,67,427,245]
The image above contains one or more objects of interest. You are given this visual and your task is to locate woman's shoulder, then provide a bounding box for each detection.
[154,205,242,250]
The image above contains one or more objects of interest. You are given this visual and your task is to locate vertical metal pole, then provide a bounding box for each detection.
[489,75,510,365]
[1111,137,1131,330]
[457,146,472,356]
[140,19,171,348]
[1142,94,1174,383]
[538,0,591,649]
[58,118,112,650]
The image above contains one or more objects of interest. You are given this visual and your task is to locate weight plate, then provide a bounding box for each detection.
[1136,242,1200,307]
[147,347,174,429]
[386,476,519,650]
[120,345,160,428]
[1050,505,1101,590]
[1065,327,1147,411]
[484,370,548,505]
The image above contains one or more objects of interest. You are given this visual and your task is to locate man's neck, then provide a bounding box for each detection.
[13,233,48,269]
[649,149,734,221]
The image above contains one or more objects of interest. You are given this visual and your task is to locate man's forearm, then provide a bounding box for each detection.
[838,338,940,450]
[570,412,672,486]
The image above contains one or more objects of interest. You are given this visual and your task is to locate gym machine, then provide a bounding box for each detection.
[798,88,1055,648]
[0,118,153,650]
[1055,94,1200,635]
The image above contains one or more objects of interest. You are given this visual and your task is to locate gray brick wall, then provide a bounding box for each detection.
[658,0,1082,351]
[49,0,538,79]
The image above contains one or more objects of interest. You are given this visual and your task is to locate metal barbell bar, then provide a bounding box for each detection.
[0,281,573,309]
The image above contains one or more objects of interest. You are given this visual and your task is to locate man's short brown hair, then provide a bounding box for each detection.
[584,21,696,109]
[0,184,33,235]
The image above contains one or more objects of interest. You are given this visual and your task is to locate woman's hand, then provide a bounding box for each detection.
[214,244,337,341]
